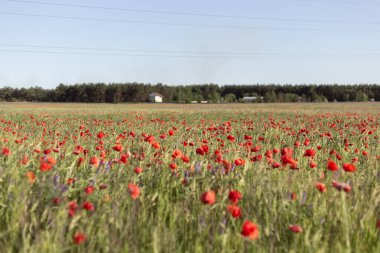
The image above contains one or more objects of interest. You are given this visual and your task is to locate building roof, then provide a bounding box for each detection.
[149,92,164,98]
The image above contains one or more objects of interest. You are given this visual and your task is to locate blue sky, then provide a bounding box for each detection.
[1,0,380,88]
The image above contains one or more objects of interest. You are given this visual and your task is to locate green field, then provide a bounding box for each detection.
[0,102,379,253]
[2,102,379,113]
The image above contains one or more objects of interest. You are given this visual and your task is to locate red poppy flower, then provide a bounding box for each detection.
[73,145,83,155]
[151,142,160,149]
[227,205,241,218]
[289,224,303,233]
[181,155,190,163]
[97,132,105,139]
[309,160,317,169]
[234,158,245,166]
[289,160,298,170]
[327,160,339,171]
[241,220,259,240]
[69,201,78,210]
[342,163,356,172]
[68,201,78,217]
[73,232,86,244]
[144,135,155,143]
[172,149,182,159]
[251,146,260,152]
[134,166,143,174]
[67,178,75,185]
[26,171,36,183]
[52,197,61,205]
[304,148,316,157]
[201,191,216,205]
[282,148,293,156]
[1,147,10,156]
[119,154,129,164]
[196,148,205,155]
[77,157,84,166]
[281,155,295,165]
[128,183,140,200]
[228,190,242,204]
[112,144,123,152]
[46,157,56,166]
[332,180,351,193]
[315,182,326,192]
[82,201,95,211]
[40,161,52,172]
[201,145,209,153]
[21,154,29,165]
[85,186,95,195]
[169,163,177,170]
[227,135,235,141]
[90,156,99,166]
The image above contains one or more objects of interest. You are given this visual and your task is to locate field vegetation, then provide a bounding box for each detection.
[0,103,379,253]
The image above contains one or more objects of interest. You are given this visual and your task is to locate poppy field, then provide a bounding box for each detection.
[0,103,379,253]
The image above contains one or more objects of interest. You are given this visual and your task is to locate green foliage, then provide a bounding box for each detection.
[0,84,378,103]
[223,93,237,103]
[264,90,277,103]
[0,105,378,252]
[355,91,369,102]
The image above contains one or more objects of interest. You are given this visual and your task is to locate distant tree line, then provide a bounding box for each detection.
[0,83,378,103]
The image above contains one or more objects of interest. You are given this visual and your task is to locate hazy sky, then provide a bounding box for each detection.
[1,0,380,88]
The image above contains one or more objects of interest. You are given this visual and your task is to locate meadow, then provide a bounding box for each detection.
[0,102,379,253]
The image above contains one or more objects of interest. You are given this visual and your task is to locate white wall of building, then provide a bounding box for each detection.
[154,96,163,103]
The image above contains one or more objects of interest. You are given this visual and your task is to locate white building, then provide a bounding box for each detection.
[242,96,262,102]
[148,93,164,103]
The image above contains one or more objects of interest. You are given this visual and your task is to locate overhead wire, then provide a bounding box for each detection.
[1,0,380,59]
[1,11,380,33]
[1,42,380,57]
[1,48,380,59]
[295,0,379,5]
[3,0,380,25]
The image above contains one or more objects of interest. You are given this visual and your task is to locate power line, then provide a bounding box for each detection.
[1,42,380,57]
[1,11,380,32]
[1,48,380,59]
[0,42,288,55]
[295,0,379,5]
[3,0,380,25]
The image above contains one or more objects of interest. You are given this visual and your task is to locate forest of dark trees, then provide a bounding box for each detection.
[0,83,378,103]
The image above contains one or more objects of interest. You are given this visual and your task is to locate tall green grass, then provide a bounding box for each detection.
[0,108,378,253]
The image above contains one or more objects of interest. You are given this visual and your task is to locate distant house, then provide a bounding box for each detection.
[148,93,164,103]
[242,96,262,102]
